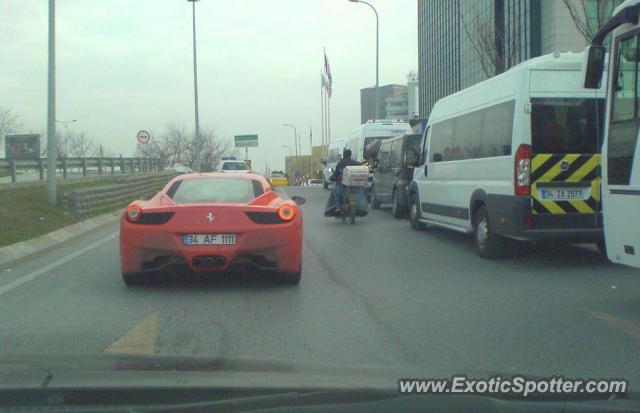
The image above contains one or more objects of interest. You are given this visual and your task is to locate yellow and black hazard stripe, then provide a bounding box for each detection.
[530,154,601,215]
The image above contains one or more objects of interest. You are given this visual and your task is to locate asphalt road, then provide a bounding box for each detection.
[1,186,639,385]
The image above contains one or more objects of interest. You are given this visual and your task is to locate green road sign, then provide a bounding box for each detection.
[234,134,258,148]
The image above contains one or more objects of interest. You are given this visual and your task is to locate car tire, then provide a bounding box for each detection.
[391,189,406,219]
[122,272,146,286]
[278,269,301,285]
[371,185,381,209]
[596,239,607,257]
[473,206,506,259]
[409,195,426,231]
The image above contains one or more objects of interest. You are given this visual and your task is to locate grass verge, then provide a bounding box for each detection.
[0,177,121,247]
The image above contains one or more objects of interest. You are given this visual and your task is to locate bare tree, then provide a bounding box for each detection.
[562,0,623,43]
[67,132,98,158]
[199,128,232,171]
[56,132,67,158]
[460,3,522,77]
[0,107,22,154]
[142,123,231,171]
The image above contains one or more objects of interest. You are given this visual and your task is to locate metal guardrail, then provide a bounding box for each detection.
[0,157,164,183]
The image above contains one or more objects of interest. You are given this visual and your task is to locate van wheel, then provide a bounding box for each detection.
[371,185,381,209]
[473,206,506,259]
[409,196,425,231]
[596,239,607,256]
[391,189,406,219]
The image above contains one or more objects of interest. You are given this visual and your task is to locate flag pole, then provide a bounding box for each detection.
[321,72,325,154]
[327,91,331,149]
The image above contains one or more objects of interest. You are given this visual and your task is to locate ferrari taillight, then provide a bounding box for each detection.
[277,204,295,221]
[125,205,142,223]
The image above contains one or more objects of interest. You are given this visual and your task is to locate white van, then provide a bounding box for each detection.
[583,0,640,268]
[409,52,606,258]
[322,138,346,189]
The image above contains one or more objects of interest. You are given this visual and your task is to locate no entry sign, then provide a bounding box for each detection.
[136,130,152,144]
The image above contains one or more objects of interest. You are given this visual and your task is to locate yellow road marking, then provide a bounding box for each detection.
[103,313,159,354]
[584,308,640,342]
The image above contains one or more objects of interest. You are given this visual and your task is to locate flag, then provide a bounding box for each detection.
[324,49,332,98]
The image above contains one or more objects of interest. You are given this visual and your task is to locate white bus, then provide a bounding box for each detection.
[409,52,606,258]
[583,0,640,268]
[344,120,413,164]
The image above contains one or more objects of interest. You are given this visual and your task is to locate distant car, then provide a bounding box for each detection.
[220,160,251,173]
[173,164,193,174]
[371,133,421,218]
[119,173,305,286]
[269,173,289,187]
[308,179,322,186]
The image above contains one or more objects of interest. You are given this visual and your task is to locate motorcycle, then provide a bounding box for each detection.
[324,165,369,223]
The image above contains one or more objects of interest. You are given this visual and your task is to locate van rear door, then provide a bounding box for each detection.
[529,97,605,230]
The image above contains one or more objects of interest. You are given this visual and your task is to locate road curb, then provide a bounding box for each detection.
[0,210,122,269]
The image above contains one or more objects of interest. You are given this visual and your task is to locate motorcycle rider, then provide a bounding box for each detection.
[330,149,362,213]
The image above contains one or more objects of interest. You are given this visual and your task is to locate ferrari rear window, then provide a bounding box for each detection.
[171,178,256,204]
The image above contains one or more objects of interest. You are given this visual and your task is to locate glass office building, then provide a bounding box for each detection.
[418,0,593,118]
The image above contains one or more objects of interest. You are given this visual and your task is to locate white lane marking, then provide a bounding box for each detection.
[0,232,118,297]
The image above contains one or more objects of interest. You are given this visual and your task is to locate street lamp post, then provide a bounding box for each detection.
[46,0,56,204]
[188,0,201,171]
[282,145,293,179]
[283,123,299,181]
[56,119,77,157]
[349,0,379,119]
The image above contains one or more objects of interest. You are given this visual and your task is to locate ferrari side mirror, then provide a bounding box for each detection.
[291,196,306,206]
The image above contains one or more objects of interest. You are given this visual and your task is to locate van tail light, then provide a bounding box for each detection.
[277,204,296,221]
[515,144,531,196]
[125,204,142,223]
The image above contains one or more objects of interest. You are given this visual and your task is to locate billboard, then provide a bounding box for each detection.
[5,134,41,159]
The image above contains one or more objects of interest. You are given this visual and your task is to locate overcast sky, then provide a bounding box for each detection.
[1,0,418,172]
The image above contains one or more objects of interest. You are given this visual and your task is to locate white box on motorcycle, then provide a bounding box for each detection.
[342,166,370,187]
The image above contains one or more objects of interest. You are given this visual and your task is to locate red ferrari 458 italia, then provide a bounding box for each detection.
[119,173,304,286]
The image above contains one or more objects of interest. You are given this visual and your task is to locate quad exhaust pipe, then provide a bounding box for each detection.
[192,255,227,268]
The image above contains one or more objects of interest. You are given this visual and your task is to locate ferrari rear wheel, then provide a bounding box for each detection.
[122,272,146,286]
[277,270,301,285]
